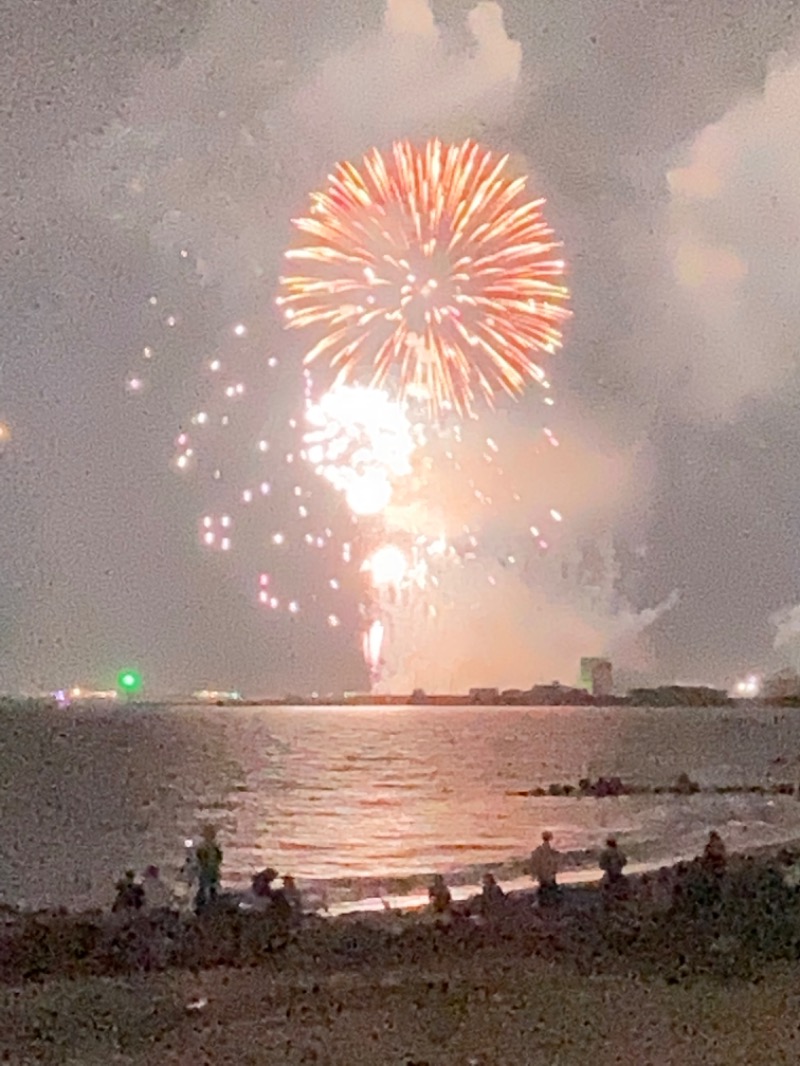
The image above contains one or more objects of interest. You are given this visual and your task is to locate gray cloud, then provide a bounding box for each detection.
[4,0,800,693]
[666,49,800,418]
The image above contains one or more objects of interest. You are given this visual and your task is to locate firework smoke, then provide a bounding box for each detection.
[64,0,672,692]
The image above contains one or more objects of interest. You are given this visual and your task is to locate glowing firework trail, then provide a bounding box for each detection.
[279,139,570,417]
[302,385,417,517]
[363,619,385,678]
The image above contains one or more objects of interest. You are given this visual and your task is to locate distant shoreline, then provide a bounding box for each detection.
[9,690,800,709]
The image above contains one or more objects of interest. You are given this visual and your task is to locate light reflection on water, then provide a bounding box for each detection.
[1,702,799,910]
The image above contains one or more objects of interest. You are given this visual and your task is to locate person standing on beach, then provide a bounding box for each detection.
[428,874,453,920]
[701,831,727,878]
[478,872,506,920]
[599,836,627,889]
[194,825,223,912]
[530,831,560,904]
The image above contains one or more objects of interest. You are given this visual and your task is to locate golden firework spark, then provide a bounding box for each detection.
[278,138,570,417]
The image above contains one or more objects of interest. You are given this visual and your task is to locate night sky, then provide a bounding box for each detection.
[3,0,800,696]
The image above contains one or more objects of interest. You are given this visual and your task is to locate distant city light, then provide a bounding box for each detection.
[734,674,761,698]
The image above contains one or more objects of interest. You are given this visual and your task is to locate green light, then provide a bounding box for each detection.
[117,669,142,695]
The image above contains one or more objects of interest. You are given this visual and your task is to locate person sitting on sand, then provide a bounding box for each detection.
[599,837,627,887]
[141,865,173,911]
[112,869,144,912]
[241,868,293,941]
[194,825,223,912]
[478,872,506,920]
[701,831,727,878]
[530,831,560,904]
[243,867,281,912]
[429,874,452,918]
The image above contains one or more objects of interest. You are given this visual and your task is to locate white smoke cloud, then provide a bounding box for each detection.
[666,48,800,418]
[771,604,800,673]
[384,0,438,38]
[372,414,674,692]
[63,0,674,692]
[294,0,521,155]
[72,0,522,296]
[376,555,679,693]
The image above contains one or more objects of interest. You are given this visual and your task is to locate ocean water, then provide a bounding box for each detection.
[1,701,800,912]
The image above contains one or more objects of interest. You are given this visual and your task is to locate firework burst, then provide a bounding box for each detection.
[278,138,570,417]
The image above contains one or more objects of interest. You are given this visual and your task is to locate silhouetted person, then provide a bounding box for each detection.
[702,830,727,877]
[530,831,560,904]
[175,839,198,910]
[599,836,627,888]
[429,874,452,917]
[194,825,222,912]
[243,867,281,913]
[252,867,279,899]
[478,872,506,919]
[112,870,144,913]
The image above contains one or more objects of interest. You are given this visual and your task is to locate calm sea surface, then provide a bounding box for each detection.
[2,702,800,911]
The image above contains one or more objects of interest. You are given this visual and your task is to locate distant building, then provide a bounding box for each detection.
[500,689,526,705]
[469,687,500,705]
[580,658,614,698]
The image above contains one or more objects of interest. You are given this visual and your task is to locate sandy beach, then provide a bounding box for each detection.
[5,951,800,1065]
[2,846,800,1063]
